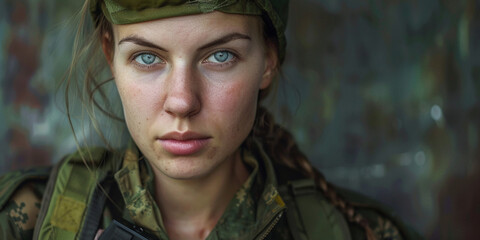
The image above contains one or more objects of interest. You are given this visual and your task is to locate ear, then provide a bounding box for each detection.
[260,42,278,89]
[101,32,115,75]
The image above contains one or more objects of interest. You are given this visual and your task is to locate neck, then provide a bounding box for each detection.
[152,151,250,240]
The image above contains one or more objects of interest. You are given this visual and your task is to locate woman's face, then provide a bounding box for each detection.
[108,11,276,180]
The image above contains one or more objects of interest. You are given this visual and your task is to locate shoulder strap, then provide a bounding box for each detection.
[79,175,115,240]
[33,148,119,240]
[335,186,424,240]
[0,166,51,210]
[33,158,64,240]
[279,179,352,240]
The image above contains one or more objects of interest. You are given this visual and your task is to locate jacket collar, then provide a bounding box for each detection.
[114,139,286,239]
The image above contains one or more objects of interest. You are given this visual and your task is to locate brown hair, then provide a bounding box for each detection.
[254,13,378,240]
[250,107,377,240]
[65,1,377,239]
[63,0,123,164]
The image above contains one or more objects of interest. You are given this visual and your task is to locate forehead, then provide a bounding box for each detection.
[112,11,262,43]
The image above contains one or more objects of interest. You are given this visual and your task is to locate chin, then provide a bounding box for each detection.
[152,157,217,180]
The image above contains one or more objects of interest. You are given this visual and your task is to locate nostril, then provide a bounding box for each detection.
[163,66,201,118]
[163,92,201,118]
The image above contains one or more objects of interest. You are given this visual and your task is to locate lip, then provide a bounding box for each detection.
[158,131,211,156]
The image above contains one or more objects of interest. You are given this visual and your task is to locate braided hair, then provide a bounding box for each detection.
[70,1,378,238]
[250,106,377,240]
[253,9,380,239]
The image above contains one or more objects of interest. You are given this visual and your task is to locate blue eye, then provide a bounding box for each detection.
[206,51,234,63]
[134,53,161,65]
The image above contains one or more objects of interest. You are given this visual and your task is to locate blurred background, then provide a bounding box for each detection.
[1,0,479,239]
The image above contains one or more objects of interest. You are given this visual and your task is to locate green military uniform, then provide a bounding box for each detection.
[0,140,421,239]
[0,1,423,239]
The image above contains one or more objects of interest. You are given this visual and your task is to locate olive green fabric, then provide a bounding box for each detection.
[0,167,51,210]
[0,168,49,240]
[0,141,421,239]
[115,141,287,239]
[114,147,169,239]
[33,148,120,240]
[280,179,351,240]
[89,0,289,62]
[35,162,94,239]
[334,186,424,240]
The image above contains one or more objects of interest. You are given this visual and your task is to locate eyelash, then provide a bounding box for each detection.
[129,50,240,70]
[202,50,239,68]
[131,52,165,70]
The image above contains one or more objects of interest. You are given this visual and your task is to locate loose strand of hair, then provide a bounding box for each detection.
[63,0,112,172]
[253,106,377,240]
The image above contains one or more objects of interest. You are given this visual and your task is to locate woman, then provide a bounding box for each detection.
[0,0,421,239]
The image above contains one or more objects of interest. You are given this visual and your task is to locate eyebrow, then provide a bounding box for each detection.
[118,35,168,52]
[117,33,251,52]
[198,33,251,51]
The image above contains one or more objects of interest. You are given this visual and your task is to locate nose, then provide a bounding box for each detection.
[163,65,201,118]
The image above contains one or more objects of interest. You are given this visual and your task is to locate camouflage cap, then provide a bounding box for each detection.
[89,0,289,62]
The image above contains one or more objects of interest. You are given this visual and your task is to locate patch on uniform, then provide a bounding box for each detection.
[263,185,279,205]
[274,195,285,208]
[263,185,285,213]
[373,216,402,240]
[51,195,86,232]
[235,186,248,207]
[8,202,28,229]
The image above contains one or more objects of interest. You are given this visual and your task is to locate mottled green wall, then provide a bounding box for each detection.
[1,0,479,239]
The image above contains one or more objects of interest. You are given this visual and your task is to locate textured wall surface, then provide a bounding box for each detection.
[1,0,479,239]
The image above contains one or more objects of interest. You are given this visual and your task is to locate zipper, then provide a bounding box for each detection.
[257,211,284,240]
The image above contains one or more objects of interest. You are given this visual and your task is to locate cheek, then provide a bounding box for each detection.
[207,79,260,134]
[205,63,264,113]
[227,84,257,113]
[117,85,141,132]
[116,79,156,133]
[114,65,161,120]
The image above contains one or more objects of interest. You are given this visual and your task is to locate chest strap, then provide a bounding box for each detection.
[279,179,352,240]
[33,158,108,240]
[79,175,115,240]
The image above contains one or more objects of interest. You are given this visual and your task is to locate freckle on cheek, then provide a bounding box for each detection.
[207,147,217,159]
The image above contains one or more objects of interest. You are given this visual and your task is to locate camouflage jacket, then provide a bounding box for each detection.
[0,141,422,239]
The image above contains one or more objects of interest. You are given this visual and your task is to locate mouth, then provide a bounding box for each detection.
[157,131,211,156]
